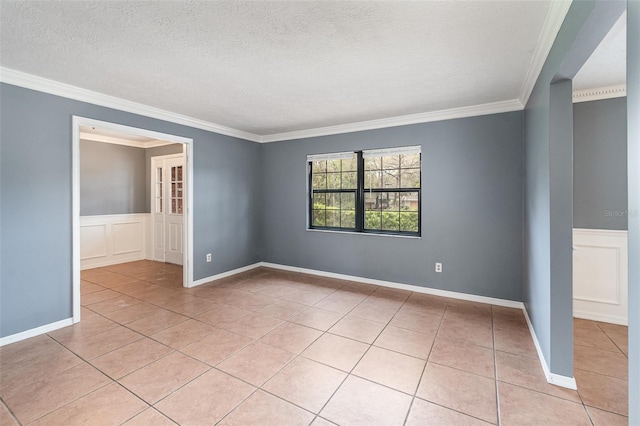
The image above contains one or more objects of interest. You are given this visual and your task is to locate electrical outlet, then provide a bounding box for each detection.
[435,262,442,273]
[206,253,212,262]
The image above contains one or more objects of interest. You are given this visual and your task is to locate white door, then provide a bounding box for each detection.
[151,155,184,265]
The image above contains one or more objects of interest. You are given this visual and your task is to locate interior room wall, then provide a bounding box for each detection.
[0,83,262,338]
[260,111,524,302]
[80,140,147,216]
[573,97,628,230]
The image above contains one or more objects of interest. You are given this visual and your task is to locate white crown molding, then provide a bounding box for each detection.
[572,84,626,103]
[79,131,174,148]
[519,0,573,106]
[259,99,524,143]
[0,67,262,143]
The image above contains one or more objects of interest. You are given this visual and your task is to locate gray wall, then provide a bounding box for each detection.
[627,1,639,422]
[0,83,262,338]
[80,140,147,215]
[574,97,628,230]
[145,144,184,212]
[523,0,625,378]
[260,112,524,301]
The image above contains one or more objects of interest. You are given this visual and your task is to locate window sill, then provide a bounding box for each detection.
[306,228,421,239]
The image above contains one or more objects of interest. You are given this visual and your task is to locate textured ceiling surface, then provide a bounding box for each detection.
[1,1,555,135]
[573,11,626,91]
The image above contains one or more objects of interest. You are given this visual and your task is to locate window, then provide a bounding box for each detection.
[308,146,421,236]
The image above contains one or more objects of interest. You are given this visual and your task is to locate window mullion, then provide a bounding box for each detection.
[356,151,364,232]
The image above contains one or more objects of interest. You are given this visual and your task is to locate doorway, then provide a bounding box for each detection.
[72,116,194,323]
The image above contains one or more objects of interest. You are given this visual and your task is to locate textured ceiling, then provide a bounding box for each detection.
[1,1,558,136]
[573,11,626,91]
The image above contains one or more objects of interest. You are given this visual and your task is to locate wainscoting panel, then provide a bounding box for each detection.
[80,214,151,270]
[573,228,628,325]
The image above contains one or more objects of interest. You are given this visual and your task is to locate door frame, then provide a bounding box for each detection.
[72,116,194,323]
[150,153,186,264]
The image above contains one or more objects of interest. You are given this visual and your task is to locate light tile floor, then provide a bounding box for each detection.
[0,260,629,425]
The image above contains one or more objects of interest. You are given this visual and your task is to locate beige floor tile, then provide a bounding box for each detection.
[0,334,60,366]
[429,337,495,378]
[444,303,493,327]
[258,300,308,320]
[498,382,590,425]
[100,302,162,324]
[341,282,379,295]
[59,325,144,359]
[119,352,209,404]
[416,363,497,424]
[263,357,347,413]
[311,417,338,425]
[228,293,278,311]
[586,406,629,426]
[495,351,580,402]
[180,328,253,366]
[313,291,366,314]
[597,322,627,335]
[437,317,494,349]
[150,319,216,349]
[367,287,411,304]
[0,400,19,426]
[290,307,343,331]
[573,326,621,352]
[606,331,628,355]
[493,326,538,359]
[196,305,254,328]
[81,289,122,305]
[85,294,142,314]
[219,390,315,426]
[574,345,627,379]
[165,297,219,317]
[280,288,330,306]
[29,382,147,426]
[81,281,104,295]
[575,369,628,416]
[48,312,119,345]
[353,346,425,394]
[349,301,399,324]
[217,342,294,386]
[374,325,435,359]
[259,322,323,354]
[406,398,491,426]
[122,408,177,425]
[126,308,189,335]
[320,375,413,426]
[491,306,528,330]
[154,369,254,425]
[90,338,174,379]
[401,293,448,317]
[220,312,285,339]
[329,315,386,344]
[574,318,600,330]
[301,333,369,372]
[390,307,442,334]
[2,363,111,425]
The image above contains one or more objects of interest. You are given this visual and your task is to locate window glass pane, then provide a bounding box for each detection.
[400,212,419,232]
[312,173,327,190]
[340,193,355,210]
[341,171,357,189]
[342,157,357,171]
[400,192,419,211]
[400,153,420,169]
[365,210,382,230]
[313,160,327,172]
[365,157,381,171]
[326,193,340,208]
[340,211,355,228]
[327,172,341,189]
[400,169,420,188]
[177,166,183,181]
[365,169,383,189]
[327,159,341,173]
[383,155,400,169]
[313,209,326,226]
[382,212,400,231]
[313,193,326,208]
[382,170,399,188]
[326,209,340,227]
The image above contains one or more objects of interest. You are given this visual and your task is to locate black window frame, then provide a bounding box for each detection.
[308,149,421,237]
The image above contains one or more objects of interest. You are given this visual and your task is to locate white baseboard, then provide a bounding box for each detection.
[0,318,74,347]
[573,310,628,326]
[191,262,263,287]
[260,262,524,309]
[522,307,577,390]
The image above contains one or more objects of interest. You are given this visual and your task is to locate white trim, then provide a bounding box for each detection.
[1,67,261,142]
[362,146,421,158]
[79,131,174,149]
[260,262,523,309]
[572,84,627,103]
[573,310,628,326]
[259,99,523,143]
[0,318,73,347]
[522,307,578,390]
[306,228,421,239]
[307,151,356,162]
[192,262,263,287]
[519,0,573,106]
